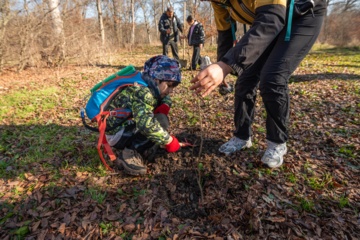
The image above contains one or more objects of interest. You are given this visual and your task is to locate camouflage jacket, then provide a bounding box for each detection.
[106,75,172,145]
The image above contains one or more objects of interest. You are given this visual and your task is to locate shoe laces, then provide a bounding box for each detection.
[230,137,242,144]
[125,149,143,165]
[230,137,249,145]
[265,141,285,156]
[229,137,238,144]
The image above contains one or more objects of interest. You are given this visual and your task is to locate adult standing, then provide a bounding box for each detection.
[158,6,184,61]
[190,0,326,168]
[185,15,205,70]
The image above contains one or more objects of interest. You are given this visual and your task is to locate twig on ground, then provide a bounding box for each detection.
[195,95,204,205]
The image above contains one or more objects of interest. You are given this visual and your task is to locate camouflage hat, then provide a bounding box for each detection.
[143,55,181,83]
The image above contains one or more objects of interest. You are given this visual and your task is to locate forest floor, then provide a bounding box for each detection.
[0,45,359,239]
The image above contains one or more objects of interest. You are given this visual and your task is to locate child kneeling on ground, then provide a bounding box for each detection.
[105,55,182,176]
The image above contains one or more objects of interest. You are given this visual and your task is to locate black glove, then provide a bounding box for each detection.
[219,83,234,96]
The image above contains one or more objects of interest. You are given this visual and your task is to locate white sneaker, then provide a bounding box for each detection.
[261,140,287,168]
[218,137,252,155]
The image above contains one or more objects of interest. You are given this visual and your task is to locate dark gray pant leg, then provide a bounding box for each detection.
[191,45,201,70]
[234,4,325,143]
[259,5,325,143]
[169,40,180,60]
[233,39,274,140]
[163,40,169,56]
[233,72,260,140]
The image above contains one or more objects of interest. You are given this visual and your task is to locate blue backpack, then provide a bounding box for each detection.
[81,65,148,170]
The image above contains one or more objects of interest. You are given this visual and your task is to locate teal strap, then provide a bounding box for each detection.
[231,20,236,44]
[220,2,237,45]
[285,0,295,41]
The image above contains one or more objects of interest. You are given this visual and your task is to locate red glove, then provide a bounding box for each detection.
[154,104,170,116]
[165,136,180,153]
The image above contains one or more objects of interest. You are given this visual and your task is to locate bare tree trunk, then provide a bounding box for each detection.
[48,0,63,37]
[193,0,201,17]
[182,1,186,59]
[0,0,10,71]
[152,0,159,37]
[96,0,105,47]
[320,0,330,43]
[139,1,152,44]
[47,0,65,66]
[210,6,214,46]
[112,0,121,45]
[131,0,135,45]
[18,0,31,71]
[190,0,195,16]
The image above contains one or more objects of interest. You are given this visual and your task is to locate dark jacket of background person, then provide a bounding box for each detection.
[158,12,184,44]
[187,21,205,46]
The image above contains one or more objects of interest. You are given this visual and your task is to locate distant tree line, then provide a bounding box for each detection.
[0,0,358,71]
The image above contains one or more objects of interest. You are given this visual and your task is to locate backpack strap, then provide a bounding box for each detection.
[95,113,117,171]
[93,92,141,171]
[230,19,237,46]
[285,0,295,41]
[108,108,132,118]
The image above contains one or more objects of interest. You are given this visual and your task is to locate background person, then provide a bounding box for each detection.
[184,15,205,70]
[190,0,326,168]
[158,7,184,61]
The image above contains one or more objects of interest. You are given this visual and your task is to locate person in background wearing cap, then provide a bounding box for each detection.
[190,0,326,168]
[105,55,182,176]
[182,15,205,70]
[158,7,184,61]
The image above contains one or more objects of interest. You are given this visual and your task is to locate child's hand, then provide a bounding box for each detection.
[165,136,180,152]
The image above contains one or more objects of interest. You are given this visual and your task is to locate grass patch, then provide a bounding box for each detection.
[338,145,357,159]
[299,197,315,212]
[99,222,113,235]
[0,87,59,124]
[0,123,101,179]
[338,195,349,209]
[306,173,333,190]
[85,187,107,204]
[287,173,297,183]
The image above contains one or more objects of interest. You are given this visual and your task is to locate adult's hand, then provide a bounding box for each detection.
[189,61,233,97]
